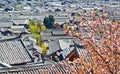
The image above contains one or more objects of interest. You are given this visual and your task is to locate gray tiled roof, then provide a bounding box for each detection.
[62,46,91,61]
[42,36,76,41]
[0,18,11,22]
[42,30,52,37]
[59,38,82,46]
[59,39,70,50]
[0,62,81,74]
[51,30,66,36]
[76,47,91,61]
[0,39,32,65]
[62,47,75,59]
[13,19,29,25]
[47,40,60,55]
[33,45,42,53]
[0,22,13,28]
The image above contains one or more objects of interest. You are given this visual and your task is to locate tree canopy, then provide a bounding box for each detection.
[29,20,46,35]
[64,11,120,74]
[29,20,47,55]
[43,15,55,29]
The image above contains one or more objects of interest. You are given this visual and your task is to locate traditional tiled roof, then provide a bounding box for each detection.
[0,38,32,65]
[42,36,75,41]
[13,19,29,25]
[0,22,13,28]
[76,47,91,61]
[42,30,52,37]
[59,39,70,50]
[55,17,69,25]
[61,43,90,61]
[0,62,81,74]
[47,40,60,55]
[59,38,82,47]
[62,47,75,59]
[51,30,66,36]
[23,36,37,44]
[23,40,42,56]
[42,29,77,41]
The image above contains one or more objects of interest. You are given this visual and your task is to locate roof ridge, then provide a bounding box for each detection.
[0,33,23,42]
[0,62,79,73]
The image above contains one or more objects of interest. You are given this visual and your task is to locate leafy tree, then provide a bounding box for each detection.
[41,43,47,55]
[29,20,46,34]
[37,22,46,31]
[43,15,55,29]
[29,20,47,54]
[29,25,38,34]
[29,20,36,26]
[29,20,37,34]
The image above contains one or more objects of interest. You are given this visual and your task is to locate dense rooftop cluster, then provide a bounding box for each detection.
[0,0,120,74]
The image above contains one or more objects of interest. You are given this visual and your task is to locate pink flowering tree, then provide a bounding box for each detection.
[76,12,120,73]
[64,10,120,73]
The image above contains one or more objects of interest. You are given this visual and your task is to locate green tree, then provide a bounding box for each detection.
[29,20,46,45]
[41,43,47,55]
[29,20,47,55]
[43,15,55,29]
[29,20,36,26]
